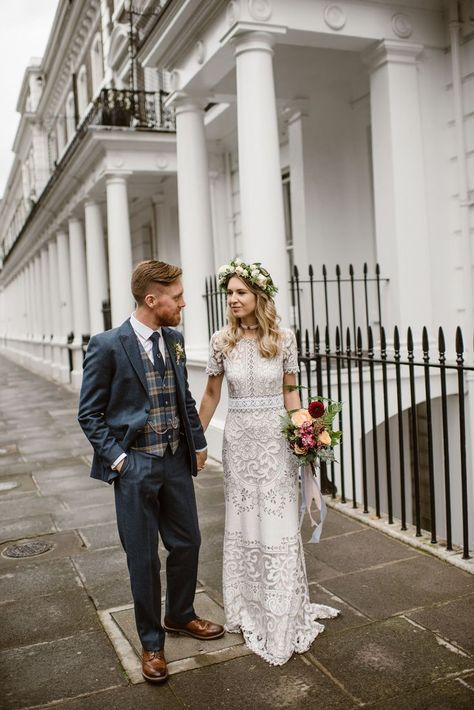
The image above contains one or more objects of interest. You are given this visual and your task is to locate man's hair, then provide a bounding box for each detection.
[131,260,182,304]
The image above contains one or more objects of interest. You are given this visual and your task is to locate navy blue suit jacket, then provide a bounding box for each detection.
[77,319,207,483]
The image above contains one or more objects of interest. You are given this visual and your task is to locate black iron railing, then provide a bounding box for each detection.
[298,324,472,560]
[204,263,386,342]
[3,89,175,265]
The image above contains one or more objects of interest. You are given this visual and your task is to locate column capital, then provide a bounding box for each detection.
[165,91,208,114]
[363,39,424,73]
[220,23,286,51]
[105,172,132,185]
[280,98,310,125]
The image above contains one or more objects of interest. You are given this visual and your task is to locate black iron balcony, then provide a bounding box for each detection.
[95,88,175,130]
[2,89,175,265]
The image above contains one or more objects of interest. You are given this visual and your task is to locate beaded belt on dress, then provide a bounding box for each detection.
[227,394,284,411]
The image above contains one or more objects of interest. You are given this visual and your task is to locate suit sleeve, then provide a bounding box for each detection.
[77,335,125,466]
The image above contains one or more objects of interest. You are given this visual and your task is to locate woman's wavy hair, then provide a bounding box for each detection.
[220,276,281,359]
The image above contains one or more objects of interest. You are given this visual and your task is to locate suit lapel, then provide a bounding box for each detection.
[162,328,185,395]
[118,320,148,393]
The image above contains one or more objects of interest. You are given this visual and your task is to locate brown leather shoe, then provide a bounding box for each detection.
[163,616,225,640]
[142,649,168,683]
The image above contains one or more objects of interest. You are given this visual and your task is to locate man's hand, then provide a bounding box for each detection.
[115,457,126,473]
[196,449,207,473]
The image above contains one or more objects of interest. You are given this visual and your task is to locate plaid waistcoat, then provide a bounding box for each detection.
[132,343,181,456]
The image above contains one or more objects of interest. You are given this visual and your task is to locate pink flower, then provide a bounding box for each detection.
[301,433,316,447]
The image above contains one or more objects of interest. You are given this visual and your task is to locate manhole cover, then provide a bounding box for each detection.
[4,540,54,558]
[0,481,19,492]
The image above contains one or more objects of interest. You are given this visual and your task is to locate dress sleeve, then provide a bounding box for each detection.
[206,331,225,376]
[282,329,299,374]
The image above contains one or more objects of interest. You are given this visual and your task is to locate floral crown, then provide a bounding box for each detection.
[217,258,278,299]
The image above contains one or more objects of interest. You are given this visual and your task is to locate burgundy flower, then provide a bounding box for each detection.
[308,400,325,418]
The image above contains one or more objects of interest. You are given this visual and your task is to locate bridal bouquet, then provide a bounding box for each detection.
[281,398,342,542]
[281,398,342,466]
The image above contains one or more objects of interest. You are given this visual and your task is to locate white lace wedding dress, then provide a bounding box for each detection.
[206,328,339,666]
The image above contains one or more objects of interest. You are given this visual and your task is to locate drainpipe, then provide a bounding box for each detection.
[449,0,474,339]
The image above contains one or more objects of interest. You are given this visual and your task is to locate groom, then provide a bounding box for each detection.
[78,260,224,683]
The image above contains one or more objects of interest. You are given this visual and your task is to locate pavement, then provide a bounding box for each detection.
[1,352,474,710]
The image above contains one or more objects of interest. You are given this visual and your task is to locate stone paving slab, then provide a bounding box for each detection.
[109,590,247,679]
[304,526,420,572]
[0,472,37,497]
[308,616,474,705]
[322,554,474,620]
[0,530,84,569]
[368,672,474,709]
[0,630,126,710]
[0,588,102,650]
[0,558,81,601]
[53,502,117,530]
[35,682,186,709]
[167,653,355,710]
[0,493,66,521]
[0,514,56,544]
[79,522,121,551]
[35,474,106,496]
[406,594,474,654]
[32,462,91,482]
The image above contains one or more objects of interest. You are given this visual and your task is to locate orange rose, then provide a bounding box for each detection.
[318,430,331,446]
[291,409,313,427]
[294,444,308,455]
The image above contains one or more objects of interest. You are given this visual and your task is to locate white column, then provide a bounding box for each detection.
[56,229,73,383]
[233,31,290,322]
[68,217,90,388]
[40,246,53,373]
[365,40,432,335]
[84,200,109,335]
[48,239,61,379]
[31,254,43,369]
[173,95,214,354]
[105,174,134,326]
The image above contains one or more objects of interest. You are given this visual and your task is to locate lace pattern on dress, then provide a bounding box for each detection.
[223,531,339,666]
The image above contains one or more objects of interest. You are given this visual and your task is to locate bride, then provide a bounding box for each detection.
[199,259,339,666]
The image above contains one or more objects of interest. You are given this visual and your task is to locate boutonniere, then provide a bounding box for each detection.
[173,341,185,364]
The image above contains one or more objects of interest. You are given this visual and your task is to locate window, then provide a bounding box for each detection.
[65,92,76,141]
[77,65,89,117]
[90,34,104,96]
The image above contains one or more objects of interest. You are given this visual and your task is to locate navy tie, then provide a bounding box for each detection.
[150,331,165,379]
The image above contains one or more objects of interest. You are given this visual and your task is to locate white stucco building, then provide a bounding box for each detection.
[0,1,473,553]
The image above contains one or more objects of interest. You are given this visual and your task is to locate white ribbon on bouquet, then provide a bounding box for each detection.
[299,461,327,543]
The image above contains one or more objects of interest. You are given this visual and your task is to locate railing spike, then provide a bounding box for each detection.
[363,262,368,274]
[394,325,400,350]
[322,264,327,277]
[349,263,354,276]
[407,327,414,352]
[368,324,373,350]
[380,325,386,350]
[438,326,445,353]
[335,326,340,348]
[357,326,363,351]
[346,326,351,350]
[376,263,380,275]
[456,325,464,354]
[336,264,341,276]
[422,326,429,353]
[315,326,320,348]
[293,264,299,278]
[308,263,313,278]
[325,324,330,347]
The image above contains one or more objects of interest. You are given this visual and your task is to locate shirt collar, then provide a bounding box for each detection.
[130,313,162,341]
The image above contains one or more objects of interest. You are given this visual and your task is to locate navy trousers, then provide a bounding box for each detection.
[114,440,201,650]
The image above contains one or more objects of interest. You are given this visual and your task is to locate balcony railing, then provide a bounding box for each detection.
[2,89,175,265]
